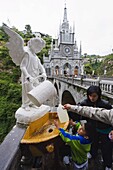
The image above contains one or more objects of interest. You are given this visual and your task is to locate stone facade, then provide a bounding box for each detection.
[43,4,83,77]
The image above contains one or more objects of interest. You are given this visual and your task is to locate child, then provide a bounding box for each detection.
[54,120,94,170]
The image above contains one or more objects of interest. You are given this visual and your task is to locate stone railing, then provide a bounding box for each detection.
[49,76,113,104]
[99,79,113,94]
[51,76,113,94]
[0,125,26,170]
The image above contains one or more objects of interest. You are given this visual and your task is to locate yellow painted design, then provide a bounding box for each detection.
[46,144,54,152]
[21,112,69,144]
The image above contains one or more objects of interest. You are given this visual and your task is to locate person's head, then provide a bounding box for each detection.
[87,85,101,103]
[77,121,95,141]
[28,37,46,53]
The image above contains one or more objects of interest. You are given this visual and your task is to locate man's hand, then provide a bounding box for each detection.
[63,104,72,110]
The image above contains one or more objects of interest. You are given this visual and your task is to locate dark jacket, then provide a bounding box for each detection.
[79,86,112,131]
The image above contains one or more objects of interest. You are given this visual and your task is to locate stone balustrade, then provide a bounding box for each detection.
[52,76,113,94]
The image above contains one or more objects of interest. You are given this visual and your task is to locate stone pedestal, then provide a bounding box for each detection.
[15,105,50,125]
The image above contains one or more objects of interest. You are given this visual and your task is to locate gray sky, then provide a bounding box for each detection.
[0,0,113,56]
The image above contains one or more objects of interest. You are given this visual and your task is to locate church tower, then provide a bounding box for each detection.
[59,3,74,44]
[43,3,83,77]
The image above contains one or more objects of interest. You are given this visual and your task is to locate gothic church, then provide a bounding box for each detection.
[43,4,83,77]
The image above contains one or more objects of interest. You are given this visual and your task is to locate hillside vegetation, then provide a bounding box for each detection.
[98,54,113,76]
[83,54,113,77]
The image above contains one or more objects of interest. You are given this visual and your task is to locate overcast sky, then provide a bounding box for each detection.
[0,0,113,56]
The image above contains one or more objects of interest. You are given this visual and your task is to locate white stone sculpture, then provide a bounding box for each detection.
[3,26,51,124]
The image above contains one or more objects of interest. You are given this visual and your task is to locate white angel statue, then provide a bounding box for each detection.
[3,26,47,111]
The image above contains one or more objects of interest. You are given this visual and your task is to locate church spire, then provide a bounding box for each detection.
[59,2,74,44]
[79,41,82,56]
[63,2,68,22]
[61,2,69,31]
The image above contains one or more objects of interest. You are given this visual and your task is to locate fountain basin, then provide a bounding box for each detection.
[21,112,69,144]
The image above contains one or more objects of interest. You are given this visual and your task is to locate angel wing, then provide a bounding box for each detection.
[3,26,25,66]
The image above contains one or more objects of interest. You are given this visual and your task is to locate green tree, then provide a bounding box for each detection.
[24,24,33,45]
[38,35,52,63]
[84,63,92,75]
[25,24,32,34]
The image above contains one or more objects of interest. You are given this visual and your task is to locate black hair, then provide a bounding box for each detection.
[87,85,101,100]
[84,122,95,142]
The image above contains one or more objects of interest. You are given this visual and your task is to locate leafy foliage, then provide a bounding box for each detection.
[0,80,21,143]
[83,54,113,76]
[84,63,92,75]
